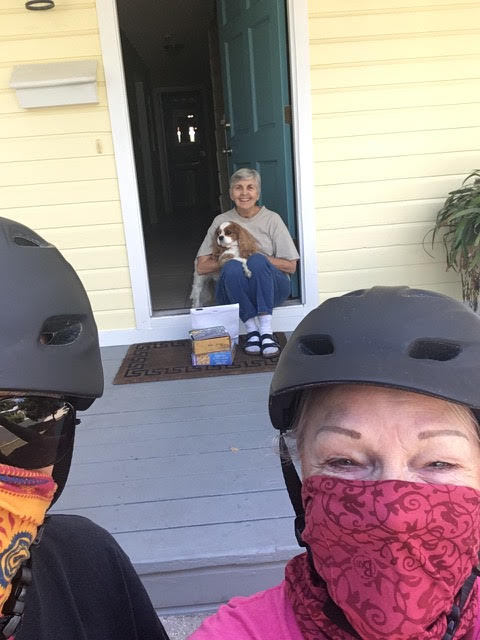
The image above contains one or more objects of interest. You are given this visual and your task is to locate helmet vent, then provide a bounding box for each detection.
[13,235,40,247]
[39,315,83,346]
[408,339,461,362]
[298,335,334,356]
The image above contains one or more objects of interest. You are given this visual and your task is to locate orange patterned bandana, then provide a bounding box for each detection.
[0,464,56,613]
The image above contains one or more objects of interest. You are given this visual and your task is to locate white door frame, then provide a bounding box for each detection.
[96,0,317,347]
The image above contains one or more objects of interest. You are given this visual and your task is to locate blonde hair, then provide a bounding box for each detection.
[289,385,480,459]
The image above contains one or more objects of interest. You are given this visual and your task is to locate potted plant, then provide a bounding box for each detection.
[430,170,480,311]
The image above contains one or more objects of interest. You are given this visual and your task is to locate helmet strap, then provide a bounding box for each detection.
[0,558,31,638]
[279,433,307,548]
[0,521,46,638]
[442,563,480,640]
[50,414,77,506]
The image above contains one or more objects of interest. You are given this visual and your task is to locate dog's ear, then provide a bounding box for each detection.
[237,225,257,257]
[212,229,223,257]
[236,226,245,253]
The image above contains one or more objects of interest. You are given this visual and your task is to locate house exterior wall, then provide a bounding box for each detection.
[308,0,480,301]
[2,1,479,340]
[0,0,135,332]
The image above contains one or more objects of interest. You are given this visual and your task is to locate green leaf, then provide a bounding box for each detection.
[426,170,480,279]
[444,208,479,223]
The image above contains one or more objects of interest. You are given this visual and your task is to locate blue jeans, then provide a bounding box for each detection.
[215,253,291,322]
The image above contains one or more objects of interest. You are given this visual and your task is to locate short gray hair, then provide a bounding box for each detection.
[229,168,261,194]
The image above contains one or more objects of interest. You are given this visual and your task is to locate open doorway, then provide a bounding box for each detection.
[117,0,298,314]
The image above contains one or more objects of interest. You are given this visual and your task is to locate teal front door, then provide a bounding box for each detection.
[217,0,299,295]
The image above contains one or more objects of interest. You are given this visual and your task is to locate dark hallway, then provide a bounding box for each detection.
[118,0,228,312]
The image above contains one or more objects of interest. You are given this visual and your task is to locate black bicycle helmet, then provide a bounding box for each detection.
[0,217,103,500]
[0,217,103,407]
[270,285,480,431]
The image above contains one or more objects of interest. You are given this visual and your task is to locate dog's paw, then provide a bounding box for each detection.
[219,252,234,266]
[243,266,252,278]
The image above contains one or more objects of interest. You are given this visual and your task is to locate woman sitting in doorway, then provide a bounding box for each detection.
[196,168,299,358]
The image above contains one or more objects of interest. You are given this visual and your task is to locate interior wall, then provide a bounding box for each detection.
[120,31,163,227]
[118,0,219,229]
[116,0,216,87]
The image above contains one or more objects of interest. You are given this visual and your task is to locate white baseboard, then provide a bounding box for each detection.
[98,304,312,346]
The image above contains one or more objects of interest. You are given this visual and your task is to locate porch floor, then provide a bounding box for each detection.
[52,345,297,615]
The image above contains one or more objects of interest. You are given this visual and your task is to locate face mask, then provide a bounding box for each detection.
[285,476,480,640]
[0,464,56,612]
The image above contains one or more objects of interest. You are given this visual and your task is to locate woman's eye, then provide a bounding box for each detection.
[326,458,358,468]
[427,461,457,470]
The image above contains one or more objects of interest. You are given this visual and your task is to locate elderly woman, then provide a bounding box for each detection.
[0,217,168,639]
[196,168,299,357]
[190,286,480,640]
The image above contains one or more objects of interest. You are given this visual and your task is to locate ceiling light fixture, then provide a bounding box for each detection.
[163,34,184,55]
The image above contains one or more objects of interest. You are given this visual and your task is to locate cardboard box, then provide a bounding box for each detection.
[190,326,231,355]
[189,326,235,366]
[191,348,235,366]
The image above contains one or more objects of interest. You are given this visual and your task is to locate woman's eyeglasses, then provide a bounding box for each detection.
[0,397,75,470]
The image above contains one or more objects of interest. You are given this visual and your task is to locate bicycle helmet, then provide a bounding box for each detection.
[0,217,103,500]
[270,286,480,432]
[270,286,480,545]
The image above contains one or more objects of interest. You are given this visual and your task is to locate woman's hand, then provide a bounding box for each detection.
[267,256,298,274]
[196,255,220,275]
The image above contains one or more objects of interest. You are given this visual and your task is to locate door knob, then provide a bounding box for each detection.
[222,148,232,155]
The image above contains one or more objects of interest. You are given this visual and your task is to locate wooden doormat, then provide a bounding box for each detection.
[113,333,287,384]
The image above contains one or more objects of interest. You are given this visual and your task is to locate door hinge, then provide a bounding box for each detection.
[284,105,292,125]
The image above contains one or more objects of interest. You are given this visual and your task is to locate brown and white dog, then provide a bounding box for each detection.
[190,222,258,307]
[212,221,258,278]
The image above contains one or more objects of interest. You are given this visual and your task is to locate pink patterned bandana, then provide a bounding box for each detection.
[285,476,480,640]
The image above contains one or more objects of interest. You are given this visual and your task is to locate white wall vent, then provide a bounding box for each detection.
[9,60,98,108]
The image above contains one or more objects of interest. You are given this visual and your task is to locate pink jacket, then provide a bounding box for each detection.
[188,581,480,640]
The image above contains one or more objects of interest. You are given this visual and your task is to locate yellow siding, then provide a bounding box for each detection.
[3,1,479,337]
[0,0,133,331]
[309,0,480,302]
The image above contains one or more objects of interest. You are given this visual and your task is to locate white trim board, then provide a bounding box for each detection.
[95,0,317,347]
[99,304,303,347]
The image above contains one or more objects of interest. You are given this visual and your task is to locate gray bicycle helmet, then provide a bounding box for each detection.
[270,286,480,431]
[0,217,103,501]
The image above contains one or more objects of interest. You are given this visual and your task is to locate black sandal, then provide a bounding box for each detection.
[244,331,261,354]
[260,333,281,358]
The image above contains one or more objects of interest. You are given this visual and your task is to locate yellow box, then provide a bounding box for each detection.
[192,335,231,355]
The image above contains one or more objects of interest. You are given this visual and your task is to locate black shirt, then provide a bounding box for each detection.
[15,514,169,640]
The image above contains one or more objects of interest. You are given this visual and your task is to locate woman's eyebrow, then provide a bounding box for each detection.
[317,425,361,439]
[418,429,468,440]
